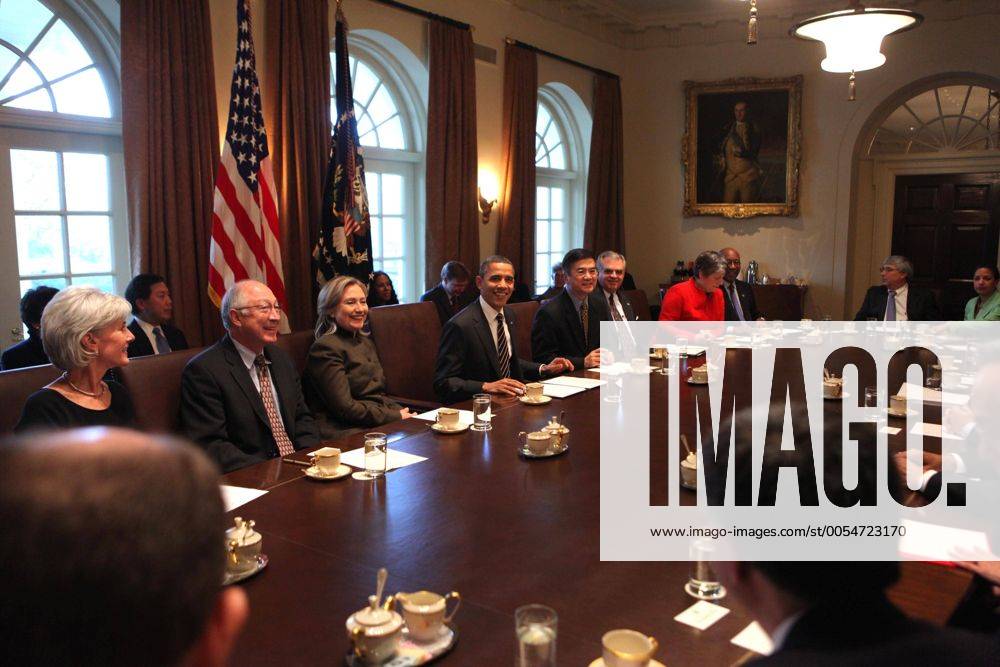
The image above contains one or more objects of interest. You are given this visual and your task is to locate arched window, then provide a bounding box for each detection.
[868,84,1000,155]
[535,85,589,293]
[0,0,124,342]
[331,37,425,302]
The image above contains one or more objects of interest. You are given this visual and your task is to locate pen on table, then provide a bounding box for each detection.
[281,457,311,467]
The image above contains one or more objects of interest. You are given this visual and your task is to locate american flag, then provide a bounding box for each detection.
[208,0,288,330]
[313,2,373,286]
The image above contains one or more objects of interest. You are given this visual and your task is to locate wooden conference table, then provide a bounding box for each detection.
[223,363,971,666]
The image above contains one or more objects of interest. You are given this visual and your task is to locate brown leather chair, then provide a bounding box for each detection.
[505,300,539,361]
[625,289,651,321]
[368,302,441,409]
[275,330,315,375]
[0,364,63,434]
[119,348,202,434]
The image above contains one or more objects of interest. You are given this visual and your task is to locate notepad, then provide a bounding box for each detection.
[220,485,268,512]
[542,383,586,398]
[542,376,605,390]
[674,600,730,630]
[909,422,962,441]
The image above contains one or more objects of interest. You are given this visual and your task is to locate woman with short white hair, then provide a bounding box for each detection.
[15,286,137,431]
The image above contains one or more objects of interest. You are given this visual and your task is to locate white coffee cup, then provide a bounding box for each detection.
[690,365,708,383]
[519,430,553,455]
[602,628,659,667]
[823,378,843,398]
[436,408,460,429]
[395,590,461,642]
[525,382,544,400]
[225,518,262,573]
[310,446,341,474]
[680,452,697,489]
[890,394,907,413]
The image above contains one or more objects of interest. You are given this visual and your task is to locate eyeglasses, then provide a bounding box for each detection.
[237,302,282,315]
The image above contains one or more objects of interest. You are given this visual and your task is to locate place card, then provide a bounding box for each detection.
[220,485,268,512]
[731,621,773,655]
[673,600,730,630]
[339,448,427,471]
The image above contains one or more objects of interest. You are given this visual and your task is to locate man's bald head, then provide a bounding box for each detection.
[0,428,242,667]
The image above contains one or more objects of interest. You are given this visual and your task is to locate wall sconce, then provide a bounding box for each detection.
[477,167,499,225]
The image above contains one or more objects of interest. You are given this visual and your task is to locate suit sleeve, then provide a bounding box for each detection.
[433,320,486,404]
[517,358,542,381]
[179,361,260,473]
[917,291,941,321]
[744,285,761,321]
[305,340,399,428]
[854,289,875,321]
[531,307,585,369]
[173,326,190,351]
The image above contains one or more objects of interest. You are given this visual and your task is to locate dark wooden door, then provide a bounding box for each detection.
[892,172,1000,320]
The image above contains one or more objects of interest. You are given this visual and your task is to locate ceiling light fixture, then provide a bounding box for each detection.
[792,1,922,101]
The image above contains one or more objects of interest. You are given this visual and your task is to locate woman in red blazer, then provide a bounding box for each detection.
[659,251,727,321]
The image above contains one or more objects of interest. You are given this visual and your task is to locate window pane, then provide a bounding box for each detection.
[543,123,561,151]
[551,187,564,220]
[378,116,405,150]
[67,215,112,273]
[367,172,380,215]
[5,87,52,112]
[382,217,403,258]
[29,20,92,81]
[0,0,53,52]
[536,186,549,220]
[551,218,565,253]
[64,153,109,211]
[352,60,379,107]
[21,276,67,294]
[72,274,114,293]
[536,104,551,135]
[356,109,375,146]
[0,60,43,99]
[548,144,566,169]
[536,256,549,289]
[381,260,404,300]
[15,215,64,275]
[370,217,382,258]
[536,219,549,253]
[51,68,111,117]
[0,48,20,86]
[381,173,403,215]
[367,85,396,125]
[11,149,60,211]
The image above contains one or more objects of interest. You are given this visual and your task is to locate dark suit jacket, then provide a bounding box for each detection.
[531,290,610,369]
[180,335,318,473]
[434,301,541,404]
[602,289,638,321]
[127,319,189,358]
[0,334,48,371]
[723,279,761,321]
[854,285,941,321]
[750,595,999,665]
[420,284,477,326]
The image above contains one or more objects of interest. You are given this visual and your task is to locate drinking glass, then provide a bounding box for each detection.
[685,539,726,600]
[472,393,492,431]
[925,364,942,391]
[604,370,624,403]
[353,432,387,480]
[677,337,689,358]
[864,386,878,408]
[515,604,557,667]
[651,345,669,375]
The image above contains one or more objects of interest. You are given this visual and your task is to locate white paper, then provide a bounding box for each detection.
[542,383,586,399]
[220,485,268,512]
[898,383,969,406]
[673,600,730,630]
[909,422,962,441]
[880,426,902,435]
[587,362,653,374]
[542,376,605,389]
[731,621,773,655]
[414,408,490,425]
[340,447,428,471]
[899,519,991,560]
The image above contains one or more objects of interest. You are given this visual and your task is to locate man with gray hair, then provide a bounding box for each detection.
[180,280,317,472]
[597,251,639,322]
[0,428,249,666]
[854,255,940,321]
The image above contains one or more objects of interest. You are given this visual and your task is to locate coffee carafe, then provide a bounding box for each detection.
[745,260,759,285]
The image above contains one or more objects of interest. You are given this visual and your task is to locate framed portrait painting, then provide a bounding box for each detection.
[683,76,802,218]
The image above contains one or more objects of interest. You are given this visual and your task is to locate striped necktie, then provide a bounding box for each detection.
[152,326,172,354]
[495,313,511,379]
[580,298,589,345]
[254,354,295,456]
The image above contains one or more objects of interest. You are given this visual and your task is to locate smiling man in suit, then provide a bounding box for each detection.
[720,247,761,321]
[532,248,611,370]
[597,251,638,322]
[124,273,189,357]
[434,256,573,404]
[180,280,317,473]
[854,255,940,321]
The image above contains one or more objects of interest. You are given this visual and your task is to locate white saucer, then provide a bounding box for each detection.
[887,407,917,418]
[589,659,665,667]
[519,394,552,405]
[686,377,709,385]
[823,391,852,400]
[304,464,351,481]
[223,553,268,586]
[431,421,470,434]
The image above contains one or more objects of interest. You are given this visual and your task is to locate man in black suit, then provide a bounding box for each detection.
[180,280,317,473]
[124,273,189,358]
[720,247,761,321]
[420,261,477,325]
[532,248,611,370]
[0,286,58,370]
[597,251,638,321]
[854,255,940,321]
[536,262,566,302]
[434,256,573,404]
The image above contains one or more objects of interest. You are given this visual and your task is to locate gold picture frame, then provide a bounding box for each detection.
[683,76,802,219]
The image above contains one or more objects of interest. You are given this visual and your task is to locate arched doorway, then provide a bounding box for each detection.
[849,73,1000,319]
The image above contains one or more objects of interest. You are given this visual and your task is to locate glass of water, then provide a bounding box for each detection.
[353,432,387,480]
[685,539,726,600]
[515,604,557,667]
[651,345,669,375]
[472,393,491,431]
